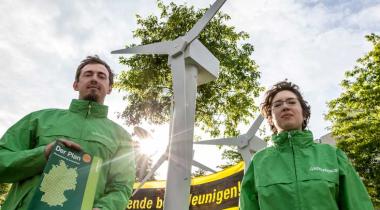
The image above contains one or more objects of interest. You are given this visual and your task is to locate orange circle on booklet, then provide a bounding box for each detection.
[83,154,91,163]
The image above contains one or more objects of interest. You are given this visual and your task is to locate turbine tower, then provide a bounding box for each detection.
[112,0,227,209]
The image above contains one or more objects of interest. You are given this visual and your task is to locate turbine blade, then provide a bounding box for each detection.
[195,137,241,146]
[183,0,227,43]
[132,153,167,196]
[111,41,174,55]
[192,160,216,173]
[246,114,264,136]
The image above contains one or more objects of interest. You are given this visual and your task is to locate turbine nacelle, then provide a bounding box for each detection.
[179,39,219,85]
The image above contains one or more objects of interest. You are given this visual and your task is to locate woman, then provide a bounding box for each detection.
[240,81,373,210]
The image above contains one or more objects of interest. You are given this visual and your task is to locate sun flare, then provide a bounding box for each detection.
[134,124,169,156]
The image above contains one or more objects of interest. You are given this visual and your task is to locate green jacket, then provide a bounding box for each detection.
[240,130,373,210]
[0,99,136,210]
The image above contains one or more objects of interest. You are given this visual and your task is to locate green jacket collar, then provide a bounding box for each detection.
[272,130,314,148]
[69,99,108,118]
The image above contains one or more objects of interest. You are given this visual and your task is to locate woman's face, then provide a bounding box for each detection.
[269,90,305,133]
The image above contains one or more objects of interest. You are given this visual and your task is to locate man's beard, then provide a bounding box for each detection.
[83,91,99,103]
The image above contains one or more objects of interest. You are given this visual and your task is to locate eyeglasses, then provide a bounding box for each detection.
[271,98,299,110]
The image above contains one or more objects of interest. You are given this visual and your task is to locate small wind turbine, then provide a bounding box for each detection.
[195,115,267,171]
[112,1,227,206]
[132,98,216,197]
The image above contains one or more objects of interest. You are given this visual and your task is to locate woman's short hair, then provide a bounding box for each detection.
[260,80,311,134]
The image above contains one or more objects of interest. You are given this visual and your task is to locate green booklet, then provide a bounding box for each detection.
[28,141,102,210]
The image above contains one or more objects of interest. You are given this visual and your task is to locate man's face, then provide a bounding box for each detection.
[269,90,305,133]
[73,63,112,104]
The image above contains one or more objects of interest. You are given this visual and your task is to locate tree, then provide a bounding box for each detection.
[325,33,380,206]
[0,183,10,206]
[192,169,207,178]
[116,0,263,138]
[219,149,242,169]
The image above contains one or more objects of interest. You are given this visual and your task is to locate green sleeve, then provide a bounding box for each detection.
[0,113,46,183]
[239,160,260,210]
[337,148,374,210]
[93,135,136,210]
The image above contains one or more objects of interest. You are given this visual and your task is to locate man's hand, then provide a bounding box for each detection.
[44,139,82,159]
[93,208,100,210]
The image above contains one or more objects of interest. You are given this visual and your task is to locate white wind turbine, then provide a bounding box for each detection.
[195,115,267,171]
[112,0,227,209]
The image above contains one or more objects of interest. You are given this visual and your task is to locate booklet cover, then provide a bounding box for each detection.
[28,141,102,210]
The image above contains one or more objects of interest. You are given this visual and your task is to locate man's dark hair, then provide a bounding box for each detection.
[261,80,311,134]
[75,55,114,85]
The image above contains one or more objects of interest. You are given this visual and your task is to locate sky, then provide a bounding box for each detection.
[1,0,379,178]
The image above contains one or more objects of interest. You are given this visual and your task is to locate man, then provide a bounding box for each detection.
[0,55,136,210]
[240,80,373,209]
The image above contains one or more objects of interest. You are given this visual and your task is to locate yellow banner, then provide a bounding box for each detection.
[127,162,244,210]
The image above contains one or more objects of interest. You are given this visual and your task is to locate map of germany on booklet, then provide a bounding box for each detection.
[28,141,102,210]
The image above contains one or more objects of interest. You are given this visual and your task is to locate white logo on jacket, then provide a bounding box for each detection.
[309,166,338,173]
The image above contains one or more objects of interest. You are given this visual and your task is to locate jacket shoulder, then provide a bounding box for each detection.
[313,143,340,154]
[252,145,276,162]
[29,108,67,117]
[9,108,67,125]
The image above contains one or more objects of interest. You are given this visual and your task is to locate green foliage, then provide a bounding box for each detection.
[115,0,263,137]
[0,183,10,206]
[219,149,242,169]
[325,33,380,206]
[192,169,207,177]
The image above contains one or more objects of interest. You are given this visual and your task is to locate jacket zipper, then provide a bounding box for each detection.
[81,102,92,139]
[86,103,92,118]
[289,133,302,209]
